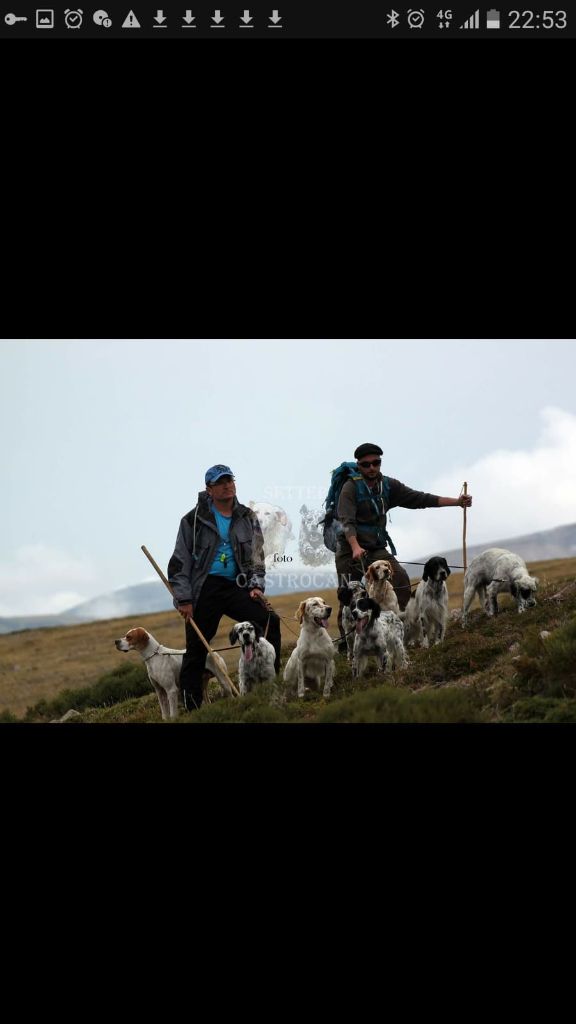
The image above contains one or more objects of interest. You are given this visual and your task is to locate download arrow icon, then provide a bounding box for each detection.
[183,10,195,24]
[212,10,224,23]
[240,10,252,22]
[269,9,281,23]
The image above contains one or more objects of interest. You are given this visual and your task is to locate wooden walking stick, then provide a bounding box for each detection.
[461,482,468,574]
[141,544,240,699]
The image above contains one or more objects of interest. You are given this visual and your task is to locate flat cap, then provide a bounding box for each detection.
[354,443,383,460]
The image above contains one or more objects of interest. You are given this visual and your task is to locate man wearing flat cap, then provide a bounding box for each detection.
[336,443,472,619]
[168,464,281,711]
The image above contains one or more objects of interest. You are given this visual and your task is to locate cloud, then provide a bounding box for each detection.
[388,406,576,561]
[0,544,96,617]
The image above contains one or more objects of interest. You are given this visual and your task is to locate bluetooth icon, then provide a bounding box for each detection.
[386,9,400,27]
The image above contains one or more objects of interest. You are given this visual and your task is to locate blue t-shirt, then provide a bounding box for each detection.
[209,507,238,579]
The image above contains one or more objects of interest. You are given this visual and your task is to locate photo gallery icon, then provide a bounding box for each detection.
[36,9,55,27]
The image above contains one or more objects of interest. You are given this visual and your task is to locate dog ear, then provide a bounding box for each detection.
[365,565,375,582]
[337,586,352,606]
[443,559,451,577]
[228,625,239,645]
[386,562,394,579]
[422,561,431,581]
[295,600,307,623]
[510,583,518,597]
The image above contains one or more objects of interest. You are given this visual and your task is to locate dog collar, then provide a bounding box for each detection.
[142,644,161,662]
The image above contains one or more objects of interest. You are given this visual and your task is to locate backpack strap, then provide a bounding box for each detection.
[353,475,397,555]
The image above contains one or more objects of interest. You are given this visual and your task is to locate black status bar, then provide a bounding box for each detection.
[0,4,572,38]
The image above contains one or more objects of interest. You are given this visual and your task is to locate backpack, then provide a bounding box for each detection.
[320,462,396,555]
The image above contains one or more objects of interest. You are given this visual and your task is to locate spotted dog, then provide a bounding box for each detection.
[283,597,335,699]
[462,548,538,627]
[402,556,451,648]
[350,595,408,678]
[228,621,277,695]
[298,505,333,567]
[337,581,368,662]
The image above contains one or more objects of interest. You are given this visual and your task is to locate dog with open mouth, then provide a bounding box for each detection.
[282,597,335,699]
[350,596,408,678]
[228,620,277,695]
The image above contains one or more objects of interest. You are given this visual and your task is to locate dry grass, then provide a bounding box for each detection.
[1,557,574,718]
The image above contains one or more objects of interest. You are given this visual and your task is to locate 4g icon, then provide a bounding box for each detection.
[437,9,453,28]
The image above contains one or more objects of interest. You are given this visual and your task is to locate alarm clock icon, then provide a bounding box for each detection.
[64,8,83,28]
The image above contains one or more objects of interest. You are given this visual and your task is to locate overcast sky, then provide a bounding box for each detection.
[1,339,575,616]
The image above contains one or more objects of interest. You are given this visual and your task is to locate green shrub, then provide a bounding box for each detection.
[316,683,481,724]
[24,662,151,721]
[508,696,576,723]
[0,709,19,723]
[514,617,576,699]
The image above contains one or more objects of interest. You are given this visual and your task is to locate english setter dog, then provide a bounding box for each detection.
[248,501,293,568]
[298,505,333,567]
[402,556,451,648]
[337,581,368,662]
[349,595,408,677]
[114,627,234,720]
[364,559,401,614]
[461,548,538,627]
[228,621,276,695]
[283,597,335,699]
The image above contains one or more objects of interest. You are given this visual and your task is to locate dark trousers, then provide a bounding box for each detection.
[335,544,413,636]
[180,575,281,709]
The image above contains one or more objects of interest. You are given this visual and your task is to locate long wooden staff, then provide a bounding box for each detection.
[461,482,468,573]
[141,544,240,698]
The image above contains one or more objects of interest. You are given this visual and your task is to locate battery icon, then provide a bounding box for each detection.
[486,8,500,28]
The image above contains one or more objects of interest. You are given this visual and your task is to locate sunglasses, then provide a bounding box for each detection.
[358,459,381,468]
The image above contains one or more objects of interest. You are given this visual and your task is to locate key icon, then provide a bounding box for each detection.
[5,12,28,23]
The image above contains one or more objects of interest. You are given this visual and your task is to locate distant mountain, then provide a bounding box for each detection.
[417,521,576,574]
[2,522,575,634]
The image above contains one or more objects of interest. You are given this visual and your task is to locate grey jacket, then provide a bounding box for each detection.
[167,491,266,607]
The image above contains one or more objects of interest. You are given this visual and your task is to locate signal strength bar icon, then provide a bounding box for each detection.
[459,9,479,28]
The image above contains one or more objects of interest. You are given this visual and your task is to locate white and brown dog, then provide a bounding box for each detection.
[462,548,538,627]
[364,559,400,614]
[228,621,276,695]
[402,556,451,648]
[283,597,335,699]
[114,627,234,720]
[248,500,293,568]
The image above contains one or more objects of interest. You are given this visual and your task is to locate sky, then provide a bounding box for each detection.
[1,338,575,616]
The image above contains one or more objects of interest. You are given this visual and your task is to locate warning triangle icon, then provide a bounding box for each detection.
[122,10,141,27]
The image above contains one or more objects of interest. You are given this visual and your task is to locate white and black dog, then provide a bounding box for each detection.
[228,621,277,695]
[337,581,368,662]
[298,504,333,567]
[403,556,451,648]
[349,595,408,677]
[462,548,538,627]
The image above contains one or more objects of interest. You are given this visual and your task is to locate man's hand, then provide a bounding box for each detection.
[249,588,264,600]
[178,603,193,622]
[350,540,366,560]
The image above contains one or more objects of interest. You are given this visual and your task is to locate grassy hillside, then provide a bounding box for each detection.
[2,557,575,723]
